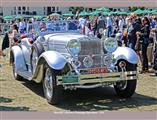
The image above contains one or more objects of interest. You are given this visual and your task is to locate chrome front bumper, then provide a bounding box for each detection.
[57,71,138,85]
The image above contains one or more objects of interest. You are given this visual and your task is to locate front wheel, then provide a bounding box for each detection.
[114,60,137,98]
[43,66,63,104]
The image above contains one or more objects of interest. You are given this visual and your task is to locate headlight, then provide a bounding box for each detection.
[104,38,117,53]
[67,39,81,55]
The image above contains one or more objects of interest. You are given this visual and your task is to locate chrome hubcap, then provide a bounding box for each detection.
[44,68,53,99]
[116,81,127,90]
[117,62,127,90]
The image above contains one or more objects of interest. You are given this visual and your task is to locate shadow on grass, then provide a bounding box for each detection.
[0,97,13,103]
[0,97,30,111]
[56,88,157,111]
[21,80,44,97]
[0,106,29,111]
[21,81,157,111]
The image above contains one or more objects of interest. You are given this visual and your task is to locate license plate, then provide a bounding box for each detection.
[88,67,108,74]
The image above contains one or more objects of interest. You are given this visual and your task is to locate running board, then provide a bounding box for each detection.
[17,70,33,80]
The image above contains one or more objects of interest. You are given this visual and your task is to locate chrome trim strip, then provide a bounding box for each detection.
[79,76,137,85]
[65,84,107,89]
[57,71,137,85]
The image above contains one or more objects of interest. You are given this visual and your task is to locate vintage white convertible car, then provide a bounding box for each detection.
[10,20,139,104]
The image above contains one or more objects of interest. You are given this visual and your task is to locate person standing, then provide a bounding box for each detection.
[92,16,98,36]
[96,13,105,38]
[137,17,150,73]
[106,14,113,37]
[19,19,25,33]
[78,16,86,35]
[127,13,141,50]
[115,16,119,28]
[153,17,157,74]
[23,19,27,32]
[118,16,124,32]
[9,24,19,47]
[84,15,92,35]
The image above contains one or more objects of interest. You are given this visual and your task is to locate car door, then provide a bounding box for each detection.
[20,38,32,69]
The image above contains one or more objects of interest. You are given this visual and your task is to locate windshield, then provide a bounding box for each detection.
[27,21,40,33]
[26,20,79,34]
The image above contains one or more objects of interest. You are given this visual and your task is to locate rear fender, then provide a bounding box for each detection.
[10,46,27,71]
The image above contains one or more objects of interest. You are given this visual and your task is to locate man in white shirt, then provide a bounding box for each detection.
[19,19,25,33]
[118,17,124,32]
[78,16,86,34]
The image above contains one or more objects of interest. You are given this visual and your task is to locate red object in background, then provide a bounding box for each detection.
[28,38,33,44]
[13,37,19,42]
[21,34,27,39]
[123,31,128,37]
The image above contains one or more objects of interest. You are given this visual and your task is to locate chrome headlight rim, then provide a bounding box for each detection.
[104,37,117,53]
[67,39,81,56]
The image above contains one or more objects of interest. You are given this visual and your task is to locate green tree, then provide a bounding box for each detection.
[128,6,145,12]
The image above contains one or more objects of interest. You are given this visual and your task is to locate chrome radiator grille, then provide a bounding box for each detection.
[78,40,104,68]
[79,40,102,55]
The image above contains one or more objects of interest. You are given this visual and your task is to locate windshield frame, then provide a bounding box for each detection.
[26,20,80,34]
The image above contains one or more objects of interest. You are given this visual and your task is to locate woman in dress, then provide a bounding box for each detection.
[9,24,19,47]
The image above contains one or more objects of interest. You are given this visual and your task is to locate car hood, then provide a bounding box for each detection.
[44,33,88,42]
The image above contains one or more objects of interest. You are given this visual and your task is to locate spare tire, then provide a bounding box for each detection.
[30,43,44,74]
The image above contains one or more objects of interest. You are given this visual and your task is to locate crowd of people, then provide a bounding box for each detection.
[71,13,157,73]
[0,12,157,74]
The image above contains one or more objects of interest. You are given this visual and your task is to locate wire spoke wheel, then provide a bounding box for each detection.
[114,60,137,98]
[44,68,54,99]
[31,50,38,74]
[115,81,127,90]
[43,66,63,105]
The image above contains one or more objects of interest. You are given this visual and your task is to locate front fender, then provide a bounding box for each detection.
[113,47,139,64]
[39,51,67,70]
[10,46,27,71]
[32,51,68,83]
